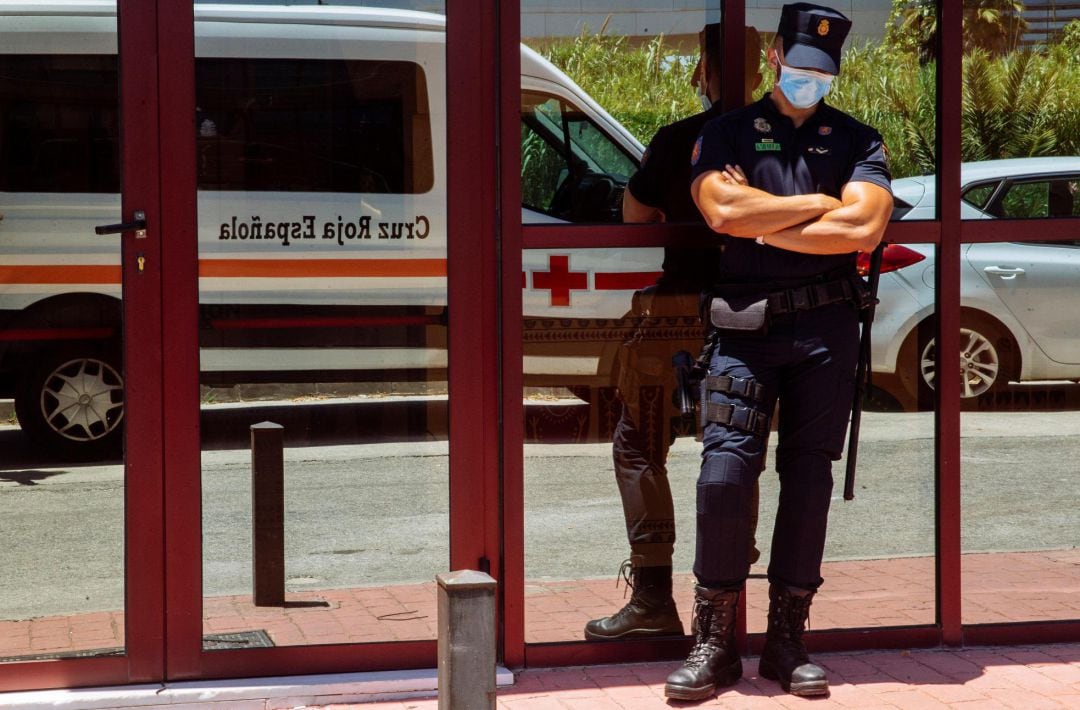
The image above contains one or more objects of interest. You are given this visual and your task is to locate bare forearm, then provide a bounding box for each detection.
[692,173,839,237]
[762,182,893,254]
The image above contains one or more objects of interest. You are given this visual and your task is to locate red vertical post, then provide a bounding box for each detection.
[721,0,747,114]
[156,0,202,680]
[447,0,501,629]
[499,0,525,669]
[721,0,749,647]
[118,0,166,684]
[935,0,964,647]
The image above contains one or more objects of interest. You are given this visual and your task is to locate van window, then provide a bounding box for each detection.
[0,55,433,194]
[521,92,637,222]
[196,58,432,194]
[0,55,120,193]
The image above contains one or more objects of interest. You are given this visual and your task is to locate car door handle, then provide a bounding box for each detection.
[984,266,1025,278]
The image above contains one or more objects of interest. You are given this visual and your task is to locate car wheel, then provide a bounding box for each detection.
[898,315,1016,408]
[14,346,124,460]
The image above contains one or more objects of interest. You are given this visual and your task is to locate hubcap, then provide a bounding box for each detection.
[920,328,1001,399]
[39,358,125,442]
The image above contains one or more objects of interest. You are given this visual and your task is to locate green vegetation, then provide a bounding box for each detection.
[532,21,1080,180]
[533,32,700,147]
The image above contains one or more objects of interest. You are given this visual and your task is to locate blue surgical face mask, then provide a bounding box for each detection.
[777,59,834,109]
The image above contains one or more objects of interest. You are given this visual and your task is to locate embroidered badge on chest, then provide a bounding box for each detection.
[807,146,831,155]
[818,126,832,136]
[754,117,772,133]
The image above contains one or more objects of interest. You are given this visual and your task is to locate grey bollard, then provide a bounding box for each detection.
[251,421,285,607]
[437,570,497,710]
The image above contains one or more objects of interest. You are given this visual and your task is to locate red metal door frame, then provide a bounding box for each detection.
[157,0,485,680]
[0,0,168,692]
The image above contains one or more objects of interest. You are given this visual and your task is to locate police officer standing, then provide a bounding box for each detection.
[584,24,763,642]
[663,4,893,700]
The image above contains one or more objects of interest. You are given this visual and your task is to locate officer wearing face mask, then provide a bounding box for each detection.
[583,24,764,643]
[663,4,893,701]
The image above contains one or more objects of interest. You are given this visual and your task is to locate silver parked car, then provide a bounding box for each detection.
[872,157,1080,406]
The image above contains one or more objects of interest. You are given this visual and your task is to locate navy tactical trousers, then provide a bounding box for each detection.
[613,395,677,567]
[694,302,860,591]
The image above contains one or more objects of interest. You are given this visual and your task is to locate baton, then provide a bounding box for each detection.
[844,241,885,501]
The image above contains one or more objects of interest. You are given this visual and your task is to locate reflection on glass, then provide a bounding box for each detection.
[958,240,1080,623]
[957,1,1080,219]
[521,1,941,644]
[196,2,447,649]
[522,246,937,642]
[0,5,126,661]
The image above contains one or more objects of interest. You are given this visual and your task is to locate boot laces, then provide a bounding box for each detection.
[769,591,813,660]
[602,557,646,623]
[615,557,639,598]
[684,597,723,669]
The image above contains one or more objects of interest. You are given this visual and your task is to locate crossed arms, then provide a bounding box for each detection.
[690,165,893,254]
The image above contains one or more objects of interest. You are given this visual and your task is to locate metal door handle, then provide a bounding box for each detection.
[95,211,147,238]
[984,266,1025,277]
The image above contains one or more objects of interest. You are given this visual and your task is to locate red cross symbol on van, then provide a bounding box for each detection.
[532,254,587,307]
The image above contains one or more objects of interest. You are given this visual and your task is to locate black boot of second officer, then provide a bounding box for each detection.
[759,583,828,696]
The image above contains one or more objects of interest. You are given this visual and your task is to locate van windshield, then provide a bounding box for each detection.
[521,92,637,223]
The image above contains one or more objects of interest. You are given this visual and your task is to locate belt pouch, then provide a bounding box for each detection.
[709,293,769,335]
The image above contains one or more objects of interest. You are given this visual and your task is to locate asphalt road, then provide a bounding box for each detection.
[1,404,1078,621]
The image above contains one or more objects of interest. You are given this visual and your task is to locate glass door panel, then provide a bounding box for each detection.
[193,2,449,650]
[0,5,127,664]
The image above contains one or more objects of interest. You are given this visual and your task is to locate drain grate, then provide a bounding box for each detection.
[0,630,275,663]
[202,629,275,650]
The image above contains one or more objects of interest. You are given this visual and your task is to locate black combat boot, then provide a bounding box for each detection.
[584,561,683,640]
[758,583,828,696]
[663,586,742,700]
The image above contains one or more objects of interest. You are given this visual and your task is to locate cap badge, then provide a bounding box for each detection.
[818,126,832,136]
[754,117,772,133]
[817,19,830,36]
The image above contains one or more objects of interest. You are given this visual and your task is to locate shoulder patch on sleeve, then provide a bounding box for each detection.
[691,136,703,166]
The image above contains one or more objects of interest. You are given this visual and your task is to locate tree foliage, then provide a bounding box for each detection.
[885,0,1027,63]
[535,23,1080,181]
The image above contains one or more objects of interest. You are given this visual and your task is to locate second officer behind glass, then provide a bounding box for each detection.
[584,24,763,643]
[663,3,893,701]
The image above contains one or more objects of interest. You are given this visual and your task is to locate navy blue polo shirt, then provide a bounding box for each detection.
[627,105,724,290]
[690,93,892,282]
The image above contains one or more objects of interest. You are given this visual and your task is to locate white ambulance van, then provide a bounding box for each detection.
[0,2,672,458]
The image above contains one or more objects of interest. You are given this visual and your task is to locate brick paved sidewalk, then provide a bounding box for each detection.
[1,550,1078,659]
[311,643,1080,709]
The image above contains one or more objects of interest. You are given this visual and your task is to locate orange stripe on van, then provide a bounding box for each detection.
[0,265,122,284]
[199,258,447,278]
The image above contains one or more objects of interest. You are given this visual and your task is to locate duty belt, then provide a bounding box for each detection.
[766,277,858,315]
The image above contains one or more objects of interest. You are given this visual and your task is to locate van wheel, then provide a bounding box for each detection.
[15,347,124,460]
[898,315,1016,410]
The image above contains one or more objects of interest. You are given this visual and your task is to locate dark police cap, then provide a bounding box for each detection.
[777,3,851,75]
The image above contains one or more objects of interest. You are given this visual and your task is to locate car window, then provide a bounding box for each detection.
[196,58,432,194]
[962,182,997,210]
[997,178,1079,219]
[0,55,120,193]
[521,120,568,212]
[520,92,637,222]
